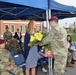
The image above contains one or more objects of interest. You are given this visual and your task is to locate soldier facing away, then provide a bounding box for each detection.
[41,16,68,75]
[0,39,23,75]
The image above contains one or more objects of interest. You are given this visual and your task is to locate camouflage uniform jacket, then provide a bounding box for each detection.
[5,39,23,54]
[0,49,23,75]
[41,25,68,55]
[3,31,12,41]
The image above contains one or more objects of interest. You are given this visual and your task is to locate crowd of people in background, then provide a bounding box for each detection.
[0,16,76,75]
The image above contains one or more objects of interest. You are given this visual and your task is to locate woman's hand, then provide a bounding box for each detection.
[28,44,30,46]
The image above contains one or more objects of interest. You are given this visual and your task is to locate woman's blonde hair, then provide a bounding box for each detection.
[26,20,34,33]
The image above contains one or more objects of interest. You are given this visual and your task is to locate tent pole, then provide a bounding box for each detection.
[48,9,51,31]
[46,10,52,75]
[48,0,53,75]
[46,10,49,33]
[48,0,51,31]
[48,9,53,75]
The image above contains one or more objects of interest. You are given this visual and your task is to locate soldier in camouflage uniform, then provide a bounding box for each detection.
[5,36,23,54]
[0,39,23,75]
[3,26,12,42]
[3,26,23,54]
[41,16,68,75]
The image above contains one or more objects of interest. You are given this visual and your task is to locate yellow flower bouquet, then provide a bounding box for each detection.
[30,32,44,46]
[30,32,54,57]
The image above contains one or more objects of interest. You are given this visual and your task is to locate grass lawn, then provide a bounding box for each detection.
[71,35,76,42]
[67,30,76,42]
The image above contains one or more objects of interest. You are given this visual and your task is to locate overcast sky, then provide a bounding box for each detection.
[54,0,76,27]
[59,17,76,28]
[55,0,76,7]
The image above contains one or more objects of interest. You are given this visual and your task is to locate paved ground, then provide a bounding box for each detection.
[65,52,76,75]
[36,52,76,75]
[36,61,76,75]
[65,62,76,75]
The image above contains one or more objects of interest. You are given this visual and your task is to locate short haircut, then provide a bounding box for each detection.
[50,19,58,23]
[6,26,9,30]
[49,16,58,23]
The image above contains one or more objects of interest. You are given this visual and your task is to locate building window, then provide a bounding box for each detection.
[4,25,8,31]
[20,26,22,32]
[11,25,14,32]
[24,26,27,31]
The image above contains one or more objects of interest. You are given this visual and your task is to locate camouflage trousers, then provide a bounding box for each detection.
[54,72,65,75]
[54,54,67,75]
[1,66,23,75]
[67,51,72,63]
[1,71,10,75]
[12,66,24,75]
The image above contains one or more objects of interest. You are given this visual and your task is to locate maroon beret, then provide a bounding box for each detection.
[13,35,17,39]
[0,39,5,44]
[49,16,58,21]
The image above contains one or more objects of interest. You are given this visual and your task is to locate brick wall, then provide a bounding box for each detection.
[0,20,42,37]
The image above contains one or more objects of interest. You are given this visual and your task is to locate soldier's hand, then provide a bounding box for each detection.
[10,65,14,70]
[6,65,14,71]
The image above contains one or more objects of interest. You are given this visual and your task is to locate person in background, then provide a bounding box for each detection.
[14,28,22,50]
[3,26,12,51]
[72,43,76,61]
[3,26,12,43]
[67,35,75,67]
[4,31,23,55]
[40,16,68,75]
[24,20,38,75]
[37,45,47,73]
[5,35,23,54]
[0,39,23,75]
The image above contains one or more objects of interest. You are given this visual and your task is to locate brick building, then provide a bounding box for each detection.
[0,20,43,38]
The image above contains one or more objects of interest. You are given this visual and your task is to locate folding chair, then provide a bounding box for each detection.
[9,50,26,71]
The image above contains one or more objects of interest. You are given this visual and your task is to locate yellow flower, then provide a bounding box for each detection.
[35,36,41,41]
[30,36,35,42]
[30,33,44,46]
[34,33,43,41]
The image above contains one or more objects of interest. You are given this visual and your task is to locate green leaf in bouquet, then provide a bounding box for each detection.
[42,44,51,51]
